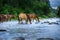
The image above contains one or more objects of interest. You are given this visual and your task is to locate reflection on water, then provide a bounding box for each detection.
[0,18,60,40]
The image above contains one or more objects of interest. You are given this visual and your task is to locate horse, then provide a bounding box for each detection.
[18,13,32,24]
[0,14,7,22]
[3,14,9,21]
[28,13,40,22]
[7,14,16,21]
[0,14,2,22]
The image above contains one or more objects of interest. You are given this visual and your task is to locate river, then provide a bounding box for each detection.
[0,18,60,40]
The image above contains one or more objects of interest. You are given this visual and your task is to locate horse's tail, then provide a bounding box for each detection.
[36,15,40,22]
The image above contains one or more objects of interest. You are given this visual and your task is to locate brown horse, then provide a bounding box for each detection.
[28,13,40,22]
[3,14,9,21]
[18,13,32,24]
[0,14,15,22]
[0,14,7,22]
[0,14,2,22]
[7,14,16,21]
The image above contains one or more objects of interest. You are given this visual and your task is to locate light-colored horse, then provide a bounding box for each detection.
[18,13,32,24]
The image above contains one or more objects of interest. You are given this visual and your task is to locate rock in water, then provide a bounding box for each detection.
[49,22,59,25]
[13,37,25,40]
[57,20,60,22]
[0,30,6,32]
[37,38,53,40]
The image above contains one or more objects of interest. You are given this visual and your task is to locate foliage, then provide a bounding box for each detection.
[0,0,52,18]
[57,6,60,17]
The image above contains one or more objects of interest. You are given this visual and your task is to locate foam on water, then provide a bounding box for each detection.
[0,18,60,40]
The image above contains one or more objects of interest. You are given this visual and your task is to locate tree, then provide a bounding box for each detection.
[57,6,60,17]
[0,0,51,18]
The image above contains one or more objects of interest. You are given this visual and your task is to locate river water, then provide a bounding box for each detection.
[0,18,60,40]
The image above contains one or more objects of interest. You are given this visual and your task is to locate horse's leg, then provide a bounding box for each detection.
[18,17,20,24]
[29,20,32,24]
[0,17,3,23]
[7,18,9,21]
[35,18,39,23]
[27,17,32,24]
[25,19,28,24]
[18,17,23,24]
[33,18,35,22]
[36,16,40,22]
[5,18,8,21]
[6,18,8,21]
[10,18,11,21]
[20,18,22,24]
[28,18,32,24]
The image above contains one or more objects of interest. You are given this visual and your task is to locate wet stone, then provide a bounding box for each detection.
[48,22,59,25]
[57,21,60,22]
[41,21,49,24]
[0,30,7,32]
[14,37,25,40]
[37,38,53,40]
[43,21,49,23]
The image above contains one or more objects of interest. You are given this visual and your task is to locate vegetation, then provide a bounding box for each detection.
[0,0,60,19]
[57,6,60,17]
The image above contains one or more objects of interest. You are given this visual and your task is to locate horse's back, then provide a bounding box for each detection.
[28,14,37,18]
[19,13,27,19]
